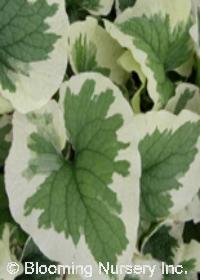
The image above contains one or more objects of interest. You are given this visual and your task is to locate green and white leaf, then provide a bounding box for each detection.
[0,95,12,115]
[69,17,128,85]
[0,224,23,280]
[5,73,140,280]
[0,115,12,166]
[165,83,200,115]
[132,110,200,225]
[0,0,69,113]
[105,0,192,108]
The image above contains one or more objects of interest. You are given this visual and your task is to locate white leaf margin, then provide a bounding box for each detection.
[0,0,69,114]
[132,110,200,217]
[5,73,141,280]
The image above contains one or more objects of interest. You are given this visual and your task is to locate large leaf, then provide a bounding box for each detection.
[5,73,140,279]
[0,0,68,113]
[105,0,192,108]
[132,110,200,226]
[69,17,128,85]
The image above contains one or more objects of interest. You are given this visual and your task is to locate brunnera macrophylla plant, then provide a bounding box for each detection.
[1,0,200,280]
